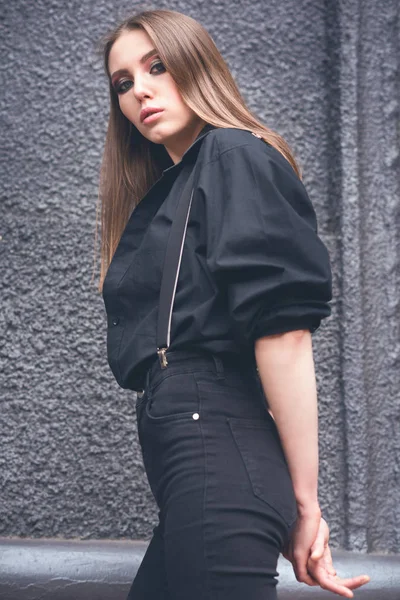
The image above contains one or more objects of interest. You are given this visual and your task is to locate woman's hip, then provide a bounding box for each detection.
[135,349,298,535]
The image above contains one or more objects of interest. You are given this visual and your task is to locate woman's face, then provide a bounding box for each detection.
[108,28,205,163]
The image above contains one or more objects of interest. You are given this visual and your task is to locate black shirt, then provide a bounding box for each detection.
[102,123,332,392]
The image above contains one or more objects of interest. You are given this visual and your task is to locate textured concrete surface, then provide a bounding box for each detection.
[1,0,399,556]
[0,537,398,599]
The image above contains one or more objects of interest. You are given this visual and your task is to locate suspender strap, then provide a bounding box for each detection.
[156,163,196,368]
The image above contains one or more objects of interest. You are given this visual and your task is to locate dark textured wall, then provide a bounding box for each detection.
[1,0,399,554]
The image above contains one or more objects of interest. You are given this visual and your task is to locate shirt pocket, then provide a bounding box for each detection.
[227,417,298,529]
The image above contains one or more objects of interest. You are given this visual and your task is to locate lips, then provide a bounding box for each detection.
[140,107,164,123]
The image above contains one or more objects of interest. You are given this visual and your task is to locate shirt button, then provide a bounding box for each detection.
[112,317,119,326]
[192,413,200,420]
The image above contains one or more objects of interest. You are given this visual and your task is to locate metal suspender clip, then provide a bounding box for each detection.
[157,347,168,369]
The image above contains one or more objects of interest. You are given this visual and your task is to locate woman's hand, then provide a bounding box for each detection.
[306,517,371,598]
[282,511,371,597]
[281,503,322,585]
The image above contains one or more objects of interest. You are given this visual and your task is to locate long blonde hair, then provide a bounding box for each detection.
[94,9,302,292]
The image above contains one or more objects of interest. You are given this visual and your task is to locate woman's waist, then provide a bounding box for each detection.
[120,339,252,393]
[140,347,259,397]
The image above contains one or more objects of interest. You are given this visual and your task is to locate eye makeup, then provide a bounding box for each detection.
[111,56,166,94]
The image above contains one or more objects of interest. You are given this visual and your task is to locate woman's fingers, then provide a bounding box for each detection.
[284,534,319,585]
[316,573,370,598]
[308,542,336,577]
[293,546,322,585]
[336,575,371,590]
[323,544,337,575]
[306,558,371,598]
[308,521,337,578]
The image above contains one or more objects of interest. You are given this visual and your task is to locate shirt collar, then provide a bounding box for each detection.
[161,123,217,175]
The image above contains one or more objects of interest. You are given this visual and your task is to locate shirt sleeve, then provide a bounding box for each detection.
[201,141,333,346]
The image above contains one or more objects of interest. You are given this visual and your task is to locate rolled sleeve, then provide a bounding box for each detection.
[202,141,332,345]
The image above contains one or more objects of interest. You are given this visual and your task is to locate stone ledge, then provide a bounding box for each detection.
[0,537,398,599]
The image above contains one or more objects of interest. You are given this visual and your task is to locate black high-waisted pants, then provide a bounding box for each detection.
[128,349,298,600]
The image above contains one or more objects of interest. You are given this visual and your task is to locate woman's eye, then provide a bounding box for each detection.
[115,61,166,95]
[116,80,133,94]
[150,60,166,75]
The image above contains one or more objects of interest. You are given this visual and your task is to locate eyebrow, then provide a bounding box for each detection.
[110,48,159,83]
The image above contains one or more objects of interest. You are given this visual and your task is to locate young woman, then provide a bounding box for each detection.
[97,9,370,600]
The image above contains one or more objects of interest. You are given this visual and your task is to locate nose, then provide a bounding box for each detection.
[132,76,153,103]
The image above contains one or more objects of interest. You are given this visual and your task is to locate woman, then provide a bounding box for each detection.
[97,9,370,600]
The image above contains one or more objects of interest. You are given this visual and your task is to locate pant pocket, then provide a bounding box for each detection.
[145,372,200,423]
[227,417,298,529]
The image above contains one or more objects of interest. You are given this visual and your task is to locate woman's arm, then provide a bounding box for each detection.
[255,327,323,586]
[255,329,372,597]
[254,327,320,510]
